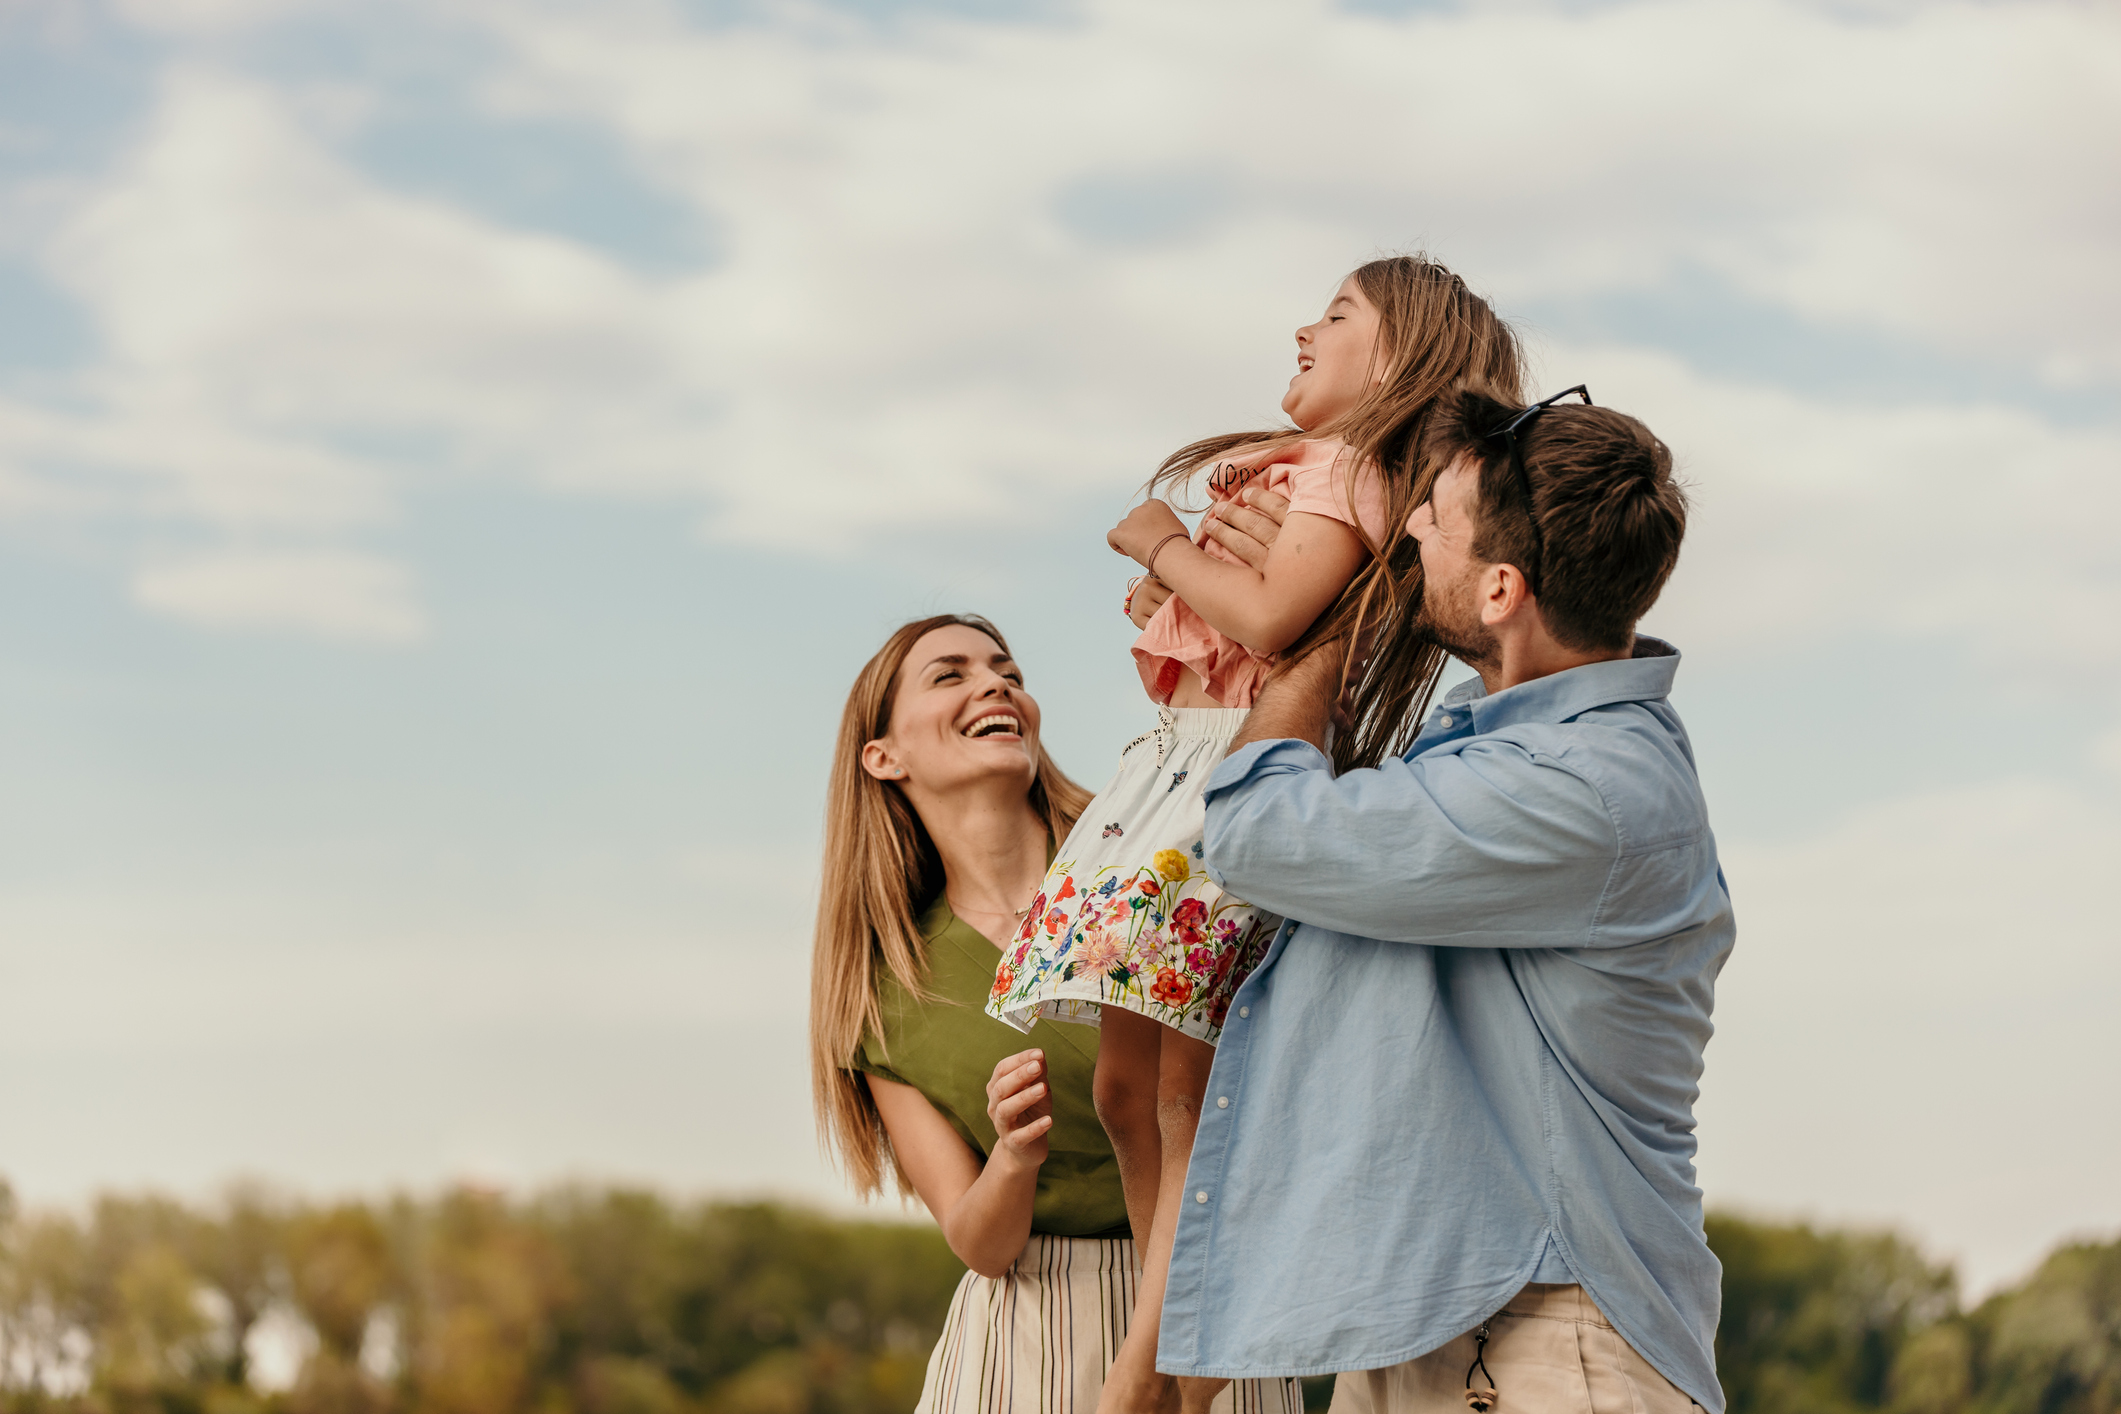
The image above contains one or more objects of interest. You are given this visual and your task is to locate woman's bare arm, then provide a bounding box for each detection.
[867,1047,1053,1277]
[1110,496,1364,655]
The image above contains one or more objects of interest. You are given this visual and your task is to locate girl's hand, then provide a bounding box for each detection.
[1108,500,1189,566]
[1128,575,1172,628]
[985,1048,1053,1174]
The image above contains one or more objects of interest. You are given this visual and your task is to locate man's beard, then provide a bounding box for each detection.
[1410,564,1498,670]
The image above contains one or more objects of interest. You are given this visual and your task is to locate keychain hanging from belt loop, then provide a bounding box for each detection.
[1463,1320,1498,1411]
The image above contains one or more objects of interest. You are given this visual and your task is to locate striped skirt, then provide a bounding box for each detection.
[916,1234,1304,1414]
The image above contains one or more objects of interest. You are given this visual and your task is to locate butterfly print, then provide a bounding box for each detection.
[1167,770,1188,793]
[1102,822,1125,838]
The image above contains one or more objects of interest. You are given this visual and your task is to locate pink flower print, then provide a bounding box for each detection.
[1213,918,1239,946]
[1078,931,1124,974]
[1186,945,1216,975]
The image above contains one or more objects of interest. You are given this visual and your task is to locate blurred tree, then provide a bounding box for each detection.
[409,1188,570,1414]
[1969,1237,2121,1414]
[7,1178,2110,1414]
[185,1186,287,1389]
[1708,1214,1957,1414]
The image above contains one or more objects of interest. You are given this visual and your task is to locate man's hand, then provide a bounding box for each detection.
[1201,486,1290,567]
[984,1048,1052,1175]
[1125,487,1292,628]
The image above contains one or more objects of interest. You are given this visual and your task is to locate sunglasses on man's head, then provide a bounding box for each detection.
[1480,384,1592,598]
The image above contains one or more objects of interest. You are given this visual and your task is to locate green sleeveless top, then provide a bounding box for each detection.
[854,898,1131,1239]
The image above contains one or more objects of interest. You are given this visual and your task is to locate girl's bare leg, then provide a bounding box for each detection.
[1099,1028,1217,1414]
[1094,1007,1165,1250]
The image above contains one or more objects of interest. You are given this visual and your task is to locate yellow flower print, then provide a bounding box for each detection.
[1153,849,1190,882]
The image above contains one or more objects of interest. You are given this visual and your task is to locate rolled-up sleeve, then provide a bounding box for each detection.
[1202,735,1619,947]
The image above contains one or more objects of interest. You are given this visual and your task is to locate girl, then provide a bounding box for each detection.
[987,256,1523,1412]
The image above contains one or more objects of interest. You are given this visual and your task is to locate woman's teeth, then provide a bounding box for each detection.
[965,714,1021,738]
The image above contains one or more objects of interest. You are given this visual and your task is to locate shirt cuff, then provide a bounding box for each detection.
[1203,737,1333,803]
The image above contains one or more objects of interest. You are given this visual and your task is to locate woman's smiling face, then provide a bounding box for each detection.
[1281,275,1384,431]
[863,623,1044,797]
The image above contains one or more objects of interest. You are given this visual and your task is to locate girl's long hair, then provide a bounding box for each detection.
[1147,255,1525,769]
[809,613,1093,1198]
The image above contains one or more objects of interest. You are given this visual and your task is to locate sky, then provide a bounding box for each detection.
[0,0,2116,1300]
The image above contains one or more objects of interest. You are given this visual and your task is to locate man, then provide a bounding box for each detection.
[1158,387,1733,1413]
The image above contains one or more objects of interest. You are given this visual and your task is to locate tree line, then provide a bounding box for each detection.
[0,1178,2113,1414]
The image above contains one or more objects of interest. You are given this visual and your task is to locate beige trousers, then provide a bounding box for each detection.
[1325,1284,1706,1414]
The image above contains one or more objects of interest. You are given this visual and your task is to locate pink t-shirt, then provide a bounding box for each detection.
[1131,437,1386,708]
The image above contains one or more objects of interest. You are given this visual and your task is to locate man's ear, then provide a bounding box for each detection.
[1479,563,1530,626]
[860,740,901,781]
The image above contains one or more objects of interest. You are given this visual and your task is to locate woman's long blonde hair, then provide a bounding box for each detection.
[809,613,1093,1198]
[1149,255,1524,770]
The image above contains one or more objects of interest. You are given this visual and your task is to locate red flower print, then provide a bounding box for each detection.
[1043,908,1068,936]
[1055,877,1077,904]
[1171,897,1208,947]
[1139,879,1161,898]
[991,965,1015,999]
[1207,990,1231,1030]
[1149,967,1193,1008]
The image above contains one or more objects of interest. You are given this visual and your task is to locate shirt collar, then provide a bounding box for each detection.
[1436,636,1681,735]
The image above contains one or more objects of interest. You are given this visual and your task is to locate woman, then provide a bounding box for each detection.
[810,612,1301,1414]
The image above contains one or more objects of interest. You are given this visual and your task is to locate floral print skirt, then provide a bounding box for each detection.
[987,707,1280,1046]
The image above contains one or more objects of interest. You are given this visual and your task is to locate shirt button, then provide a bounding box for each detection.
[1438,714,1453,727]
[1195,1191,1209,1204]
[1216,1096,1229,1109]
[1237,1006,1250,1019]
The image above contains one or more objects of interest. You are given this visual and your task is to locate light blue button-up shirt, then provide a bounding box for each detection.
[1158,639,1733,1412]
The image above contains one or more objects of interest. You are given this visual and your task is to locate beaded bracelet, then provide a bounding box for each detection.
[1122,575,1145,618]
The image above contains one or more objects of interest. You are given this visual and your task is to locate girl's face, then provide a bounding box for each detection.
[863,624,1044,801]
[1281,275,1385,431]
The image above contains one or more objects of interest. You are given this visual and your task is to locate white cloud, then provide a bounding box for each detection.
[1561,339,2121,670]
[1701,775,2121,1294]
[4,0,2112,644]
[132,547,426,642]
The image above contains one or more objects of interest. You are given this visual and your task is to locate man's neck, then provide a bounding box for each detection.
[1475,632,1630,697]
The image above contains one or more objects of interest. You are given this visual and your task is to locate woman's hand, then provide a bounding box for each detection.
[985,1048,1053,1173]
[1108,500,1189,567]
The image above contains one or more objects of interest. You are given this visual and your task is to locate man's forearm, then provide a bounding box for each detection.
[1228,643,1342,756]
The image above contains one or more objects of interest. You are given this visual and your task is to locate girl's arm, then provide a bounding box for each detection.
[866,1047,1053,1277]
[1110,493,1366,655]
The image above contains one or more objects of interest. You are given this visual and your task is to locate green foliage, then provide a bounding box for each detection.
[0,1181,2112,1414]
[1708,1216,2121,1414]
[0,1183,960,1414]
[1708,1214,1956,1413]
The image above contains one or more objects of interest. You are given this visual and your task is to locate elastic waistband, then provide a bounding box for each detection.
[1012,1233,1139,1274]
[1146,706,1249,740]
[1499,1283,1612,1327]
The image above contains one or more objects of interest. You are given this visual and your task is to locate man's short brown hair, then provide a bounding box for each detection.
[1422,388,1687,652]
